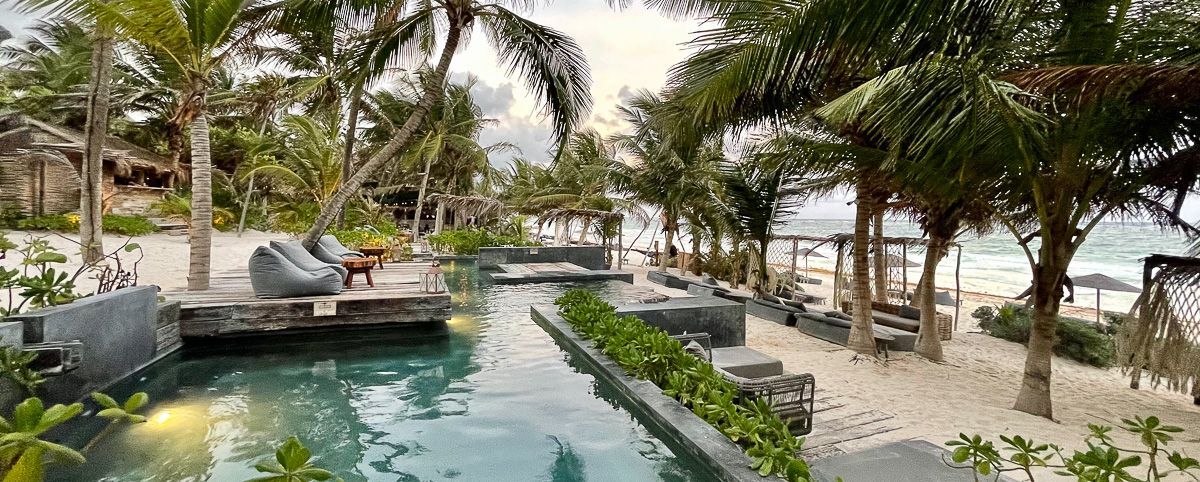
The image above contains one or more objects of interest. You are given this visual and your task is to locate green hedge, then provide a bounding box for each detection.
[972,305,1115,367]
[425,228,538,255]
[555,290,810,481]
[1,213,158,236]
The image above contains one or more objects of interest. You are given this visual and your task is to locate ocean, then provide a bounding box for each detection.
[614,218,1194,315]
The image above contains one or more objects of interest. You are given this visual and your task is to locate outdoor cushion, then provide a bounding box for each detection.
[872,310,920,333]
[311,235,364,264]
[248,246,343,299]
[712,346,784,379]
[746,299,801,326]
[800,312,851,329]
[825,310,852,321]
[780,298,807,311]
[701,274,719,285]
[684,340,709,361]
[271,240,348,281]
[898,305,922,320]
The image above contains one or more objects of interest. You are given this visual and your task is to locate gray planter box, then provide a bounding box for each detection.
[478,246,607,270]
[7,286,158,405]
[615,296,746,347]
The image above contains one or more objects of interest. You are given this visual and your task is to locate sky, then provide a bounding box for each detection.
[3,4,1198,220]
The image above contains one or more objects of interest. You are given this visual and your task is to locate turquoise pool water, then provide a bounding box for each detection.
[53,261,716,481]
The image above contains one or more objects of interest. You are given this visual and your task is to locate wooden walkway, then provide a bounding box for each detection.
[800,391,900,460]
[164,261,452,338]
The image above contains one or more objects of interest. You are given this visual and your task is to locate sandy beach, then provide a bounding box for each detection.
[4,230,1197,480]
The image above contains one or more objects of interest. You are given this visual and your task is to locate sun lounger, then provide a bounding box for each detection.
[672,333,815,435]
[248,246,343,299]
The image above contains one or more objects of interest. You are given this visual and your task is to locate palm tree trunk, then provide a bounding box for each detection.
[301,19,465,248]
[690,232,702,275]
[412,155,433,239]
[872,209,887,301]
[187,106,213,291]
[1013,240,1070,418]
[335,82,365,230]
[848,183,877,355]
[434,201,445,233]
[661,227,675,273]
[79,28,114,264]
[578,218,589,244]
[915,237,948,361]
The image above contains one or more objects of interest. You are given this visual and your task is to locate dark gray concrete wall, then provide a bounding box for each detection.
[478,246,607,270]
[615,297,746,347]
[0,321,21,348]
[8,286,158,405]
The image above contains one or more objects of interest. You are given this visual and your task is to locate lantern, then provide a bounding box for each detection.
[420,260,447,294]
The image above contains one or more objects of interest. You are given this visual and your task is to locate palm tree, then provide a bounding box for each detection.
[716,154,799,296]
[96,0,279,290]
[300,0,592,248]
[0,19,95,126]
[691,0,1200,417]
[610,89,723,274]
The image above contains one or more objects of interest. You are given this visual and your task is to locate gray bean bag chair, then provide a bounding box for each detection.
[271,240,348,282]
[310,235,364,264]
[248,246,343,299]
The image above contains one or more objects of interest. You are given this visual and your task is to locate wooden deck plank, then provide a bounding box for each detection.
[167,260,452,337]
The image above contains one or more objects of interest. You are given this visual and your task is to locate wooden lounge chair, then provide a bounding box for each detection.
[672,333,815,435]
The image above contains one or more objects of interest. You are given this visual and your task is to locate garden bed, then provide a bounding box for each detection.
[531,304,763,482]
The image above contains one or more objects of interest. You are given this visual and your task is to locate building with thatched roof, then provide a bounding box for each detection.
[0,115,181,216]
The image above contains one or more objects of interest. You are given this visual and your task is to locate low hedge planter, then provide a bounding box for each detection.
[531,305,763,482]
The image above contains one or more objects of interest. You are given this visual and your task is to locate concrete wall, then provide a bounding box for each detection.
[7,286,158,405]
[615,297,746,348]
[479,246,608,270]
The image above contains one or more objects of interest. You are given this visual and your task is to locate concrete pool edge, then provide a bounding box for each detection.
[530,305,763,482]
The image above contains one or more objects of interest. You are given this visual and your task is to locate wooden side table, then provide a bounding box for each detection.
[360,246,386,269]
[341,257,377,288]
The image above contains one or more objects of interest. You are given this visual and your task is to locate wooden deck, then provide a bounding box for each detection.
[164,261,452,338]
[487,262,635,284]
[799,391,900,460]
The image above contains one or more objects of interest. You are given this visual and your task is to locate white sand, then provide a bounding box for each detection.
[1,230,288,306]
[622,263,1200,480]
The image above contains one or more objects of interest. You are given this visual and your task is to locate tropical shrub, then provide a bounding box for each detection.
[330,229,391,251]
[426,228,539,255]
[251,436,341,482]
[554,290,810,481]
[0,392,149,480]
[101,215,158,236]
[0,340,44,397]
[947,416,1199,481]
[152,192,237,231]
[972,305,1115,367]
[1,234,144,318]
[1,213,156,236]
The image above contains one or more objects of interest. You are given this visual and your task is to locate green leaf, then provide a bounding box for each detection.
[123,392,149,413]
[123,243,141,252]
[91,393,119,409]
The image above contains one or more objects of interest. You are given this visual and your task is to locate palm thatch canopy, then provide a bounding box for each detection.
[535,208,625,226]
[1119,254,1200,398]
[424,193,505,218]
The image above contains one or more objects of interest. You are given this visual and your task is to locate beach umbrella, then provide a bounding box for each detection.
[1071,273,1142,324]
[885,254,921,268]
[797,248,826,279]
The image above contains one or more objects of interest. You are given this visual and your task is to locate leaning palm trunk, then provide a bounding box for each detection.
[79,28,114,263]
[187,109,213,291]
[411,155,434,238]
[872,209,886,301]
[335,83,365,230]
[660,227,675,273]
[302,21,464,248]
[690,232,703,275]
[847,183,877,355]
[915,237,948,361]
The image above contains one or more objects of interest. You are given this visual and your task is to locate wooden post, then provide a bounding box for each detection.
[834,242,845,307]
[790,239,799,301]
[617,220,623,270]
[1095,288,1102,324]
[901,244,908,304]
[954,245,962,331]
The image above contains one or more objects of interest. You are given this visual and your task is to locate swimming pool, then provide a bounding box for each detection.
[52,261,716,481]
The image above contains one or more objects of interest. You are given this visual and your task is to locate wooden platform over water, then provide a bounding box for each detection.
[164,261,452,338]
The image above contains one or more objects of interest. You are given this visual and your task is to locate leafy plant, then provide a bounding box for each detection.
[0,398,85,480]
[947,416,1200,481]
[554,289,810,481]
[972,305,1116,367]
[249,436,341,482]
[1,234,144,319]
[82,393,149,453]
[426,228,539,255]
[100,215,158,236]
[0,341,43,398]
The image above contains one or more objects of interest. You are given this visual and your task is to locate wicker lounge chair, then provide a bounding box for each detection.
[310,235,365,264]
[271,240,349,282]
[248,246,343,298]
[672,333,815,435]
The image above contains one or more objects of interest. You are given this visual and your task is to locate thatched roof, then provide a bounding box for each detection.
[15,117,175,176]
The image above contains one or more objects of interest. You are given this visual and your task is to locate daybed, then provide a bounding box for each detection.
[673,333,815,435]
